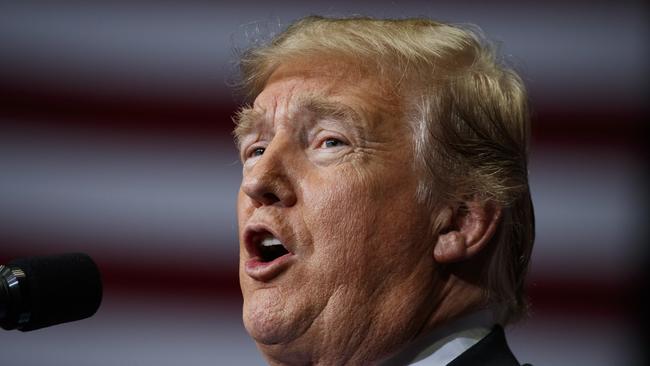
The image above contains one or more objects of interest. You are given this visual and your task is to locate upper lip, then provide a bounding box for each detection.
[243,222,294,259]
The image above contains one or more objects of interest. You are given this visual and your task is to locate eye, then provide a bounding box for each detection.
[243,145,265,161]
[320,138,346,148]
[250,147,265,157]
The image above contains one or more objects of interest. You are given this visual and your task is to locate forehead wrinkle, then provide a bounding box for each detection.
[233,86,371,149]
[233,84,300,148]
[291,95,365,136]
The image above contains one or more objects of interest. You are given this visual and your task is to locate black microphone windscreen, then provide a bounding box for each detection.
[8,253,102,331]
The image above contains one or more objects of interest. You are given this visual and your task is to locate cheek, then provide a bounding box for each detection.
[300,164,427,279]
[300,169,380,273]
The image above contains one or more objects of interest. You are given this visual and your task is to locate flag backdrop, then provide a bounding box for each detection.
[1,1,647,365]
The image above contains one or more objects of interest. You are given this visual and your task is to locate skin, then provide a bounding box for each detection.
[236,58,499,365]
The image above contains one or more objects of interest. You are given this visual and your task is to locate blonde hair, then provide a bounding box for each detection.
[236,16,534,324]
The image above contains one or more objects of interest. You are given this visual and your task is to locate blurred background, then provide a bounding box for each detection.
[0,1,647,365]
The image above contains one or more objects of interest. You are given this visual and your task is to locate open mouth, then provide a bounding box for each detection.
[246,229,291,263]
[244,227,295,281]
[257,235,290,262]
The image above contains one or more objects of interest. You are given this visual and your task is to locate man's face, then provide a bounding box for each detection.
[237,59,439,357]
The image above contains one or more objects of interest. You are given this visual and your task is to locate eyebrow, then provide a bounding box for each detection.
[232,106,265,147]
[232,96,363,148]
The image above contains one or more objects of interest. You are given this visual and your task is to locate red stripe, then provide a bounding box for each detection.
[1,250,638,320]
[527,276,641,321]
[1,83,647,151]
[0,85,234,137]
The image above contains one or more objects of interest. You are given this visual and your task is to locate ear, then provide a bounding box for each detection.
[433,200,502,263]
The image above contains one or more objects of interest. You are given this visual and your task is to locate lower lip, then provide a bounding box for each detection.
[244,253,295,282]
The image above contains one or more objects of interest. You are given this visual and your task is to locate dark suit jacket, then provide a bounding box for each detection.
[447,326,528,366]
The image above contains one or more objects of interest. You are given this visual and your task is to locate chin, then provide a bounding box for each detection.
[243,293,298,345]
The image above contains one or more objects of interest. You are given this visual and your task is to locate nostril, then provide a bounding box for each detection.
[262,193,280,204]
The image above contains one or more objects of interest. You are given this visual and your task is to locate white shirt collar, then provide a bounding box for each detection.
[381,309,495,366]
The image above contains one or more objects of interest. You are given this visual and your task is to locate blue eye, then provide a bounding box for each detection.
[250,147,265,157]
[323,138,344,148]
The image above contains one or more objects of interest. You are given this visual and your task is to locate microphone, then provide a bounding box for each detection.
[0,253,102,331]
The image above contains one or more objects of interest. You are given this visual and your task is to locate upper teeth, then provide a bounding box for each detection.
[261,237,283,247]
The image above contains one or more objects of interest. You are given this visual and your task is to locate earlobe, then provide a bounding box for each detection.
[433,200,502,263]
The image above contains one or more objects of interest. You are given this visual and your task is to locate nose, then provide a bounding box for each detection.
[240,141,298,208]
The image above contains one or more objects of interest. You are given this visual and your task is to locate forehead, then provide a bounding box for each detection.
[235,59,403,140]
[260,63,389,115]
